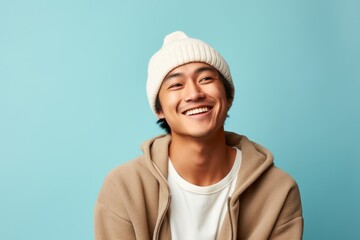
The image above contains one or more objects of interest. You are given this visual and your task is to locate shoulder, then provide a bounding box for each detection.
[252,165,301,198]
[101,156,157,195]
[266,166,298,187]
[246,165,302,218]
[96,155,159,210]
[109,156,148,179]
[240,165,302,219]
[264,166,303,227]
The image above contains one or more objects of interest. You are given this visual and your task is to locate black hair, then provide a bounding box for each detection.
[155,73,234,134]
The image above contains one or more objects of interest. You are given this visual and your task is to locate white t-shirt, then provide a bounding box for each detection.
[168,148,242,240]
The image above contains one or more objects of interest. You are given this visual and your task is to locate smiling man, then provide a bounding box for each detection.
[95,31,303,239]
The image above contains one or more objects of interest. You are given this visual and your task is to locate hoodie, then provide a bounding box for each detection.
[95,132,303,240]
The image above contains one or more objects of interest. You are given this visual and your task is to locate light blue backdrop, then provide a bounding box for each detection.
[1,0,359,239]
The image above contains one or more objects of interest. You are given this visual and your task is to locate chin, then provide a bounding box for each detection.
[186,126,224,139]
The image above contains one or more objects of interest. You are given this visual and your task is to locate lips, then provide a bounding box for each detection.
[184,107,211,116]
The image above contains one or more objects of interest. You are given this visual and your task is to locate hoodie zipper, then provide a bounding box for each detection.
[151,161,172,240]
[227,197,234,240]
[153,194,171,240]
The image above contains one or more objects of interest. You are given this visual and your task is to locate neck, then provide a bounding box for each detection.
[169,130,236,186]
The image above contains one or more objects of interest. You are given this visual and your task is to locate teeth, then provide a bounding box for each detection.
[185,107,209,116]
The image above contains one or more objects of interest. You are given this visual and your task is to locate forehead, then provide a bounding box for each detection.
[164,62,218,79]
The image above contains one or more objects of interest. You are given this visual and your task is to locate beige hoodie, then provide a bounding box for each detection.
[95,132,303,239]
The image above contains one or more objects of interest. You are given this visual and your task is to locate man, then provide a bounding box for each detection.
[95,31,303,239]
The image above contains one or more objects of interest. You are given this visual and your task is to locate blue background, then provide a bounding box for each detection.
[1,0,359,239]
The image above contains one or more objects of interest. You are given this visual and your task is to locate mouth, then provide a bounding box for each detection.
[183,107,212,116]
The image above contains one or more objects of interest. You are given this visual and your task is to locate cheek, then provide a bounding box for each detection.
[158,93,176,114]
[208,87,227,100]
[160,91,181,104]
[209,88,228,111]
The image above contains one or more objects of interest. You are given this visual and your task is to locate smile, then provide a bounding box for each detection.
[184,107,211,116]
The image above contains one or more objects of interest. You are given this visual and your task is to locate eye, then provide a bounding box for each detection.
[168,82,183,89]
[199,76,214,83]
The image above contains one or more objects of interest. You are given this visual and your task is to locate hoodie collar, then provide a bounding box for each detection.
[141,134,171,180]
[141,132,274,196]
[225,132,274,198]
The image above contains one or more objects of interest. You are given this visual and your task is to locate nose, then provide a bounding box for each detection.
[184,81,205,102]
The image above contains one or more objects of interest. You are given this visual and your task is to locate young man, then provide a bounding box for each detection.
[95,31,303,239]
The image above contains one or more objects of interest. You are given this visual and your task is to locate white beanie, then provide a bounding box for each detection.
[146,31,234,116]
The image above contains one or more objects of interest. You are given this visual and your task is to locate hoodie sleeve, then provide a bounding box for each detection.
[94,172,136,240]
[94,202,136,240]
[269,181,304,239]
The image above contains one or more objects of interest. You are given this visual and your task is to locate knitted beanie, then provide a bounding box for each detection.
[146,31,234,116]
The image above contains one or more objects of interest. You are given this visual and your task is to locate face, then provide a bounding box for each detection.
[157,62,230,140]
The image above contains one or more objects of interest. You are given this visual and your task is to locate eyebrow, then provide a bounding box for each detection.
[163,66,218,82]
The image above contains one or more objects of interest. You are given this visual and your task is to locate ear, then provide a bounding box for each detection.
[156,110,165,119]
[227,99,233,110]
